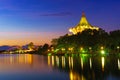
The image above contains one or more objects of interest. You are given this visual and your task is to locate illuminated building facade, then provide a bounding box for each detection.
[69,12,99,34]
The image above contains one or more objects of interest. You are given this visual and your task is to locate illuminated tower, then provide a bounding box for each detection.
[69,12,99,34]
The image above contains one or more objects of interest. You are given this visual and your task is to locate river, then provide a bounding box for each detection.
[0,54,119,80]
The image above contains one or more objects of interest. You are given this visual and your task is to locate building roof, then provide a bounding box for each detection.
[69,12,99,34]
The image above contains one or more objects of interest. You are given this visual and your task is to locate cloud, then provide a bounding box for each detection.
[40,12,72,17]
[18,12,72,18]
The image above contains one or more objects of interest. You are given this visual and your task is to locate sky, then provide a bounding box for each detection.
[0,0,120,46]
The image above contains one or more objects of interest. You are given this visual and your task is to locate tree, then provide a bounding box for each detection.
[28,42,35,50]
[37,43,49,54]
[109,30,120,50]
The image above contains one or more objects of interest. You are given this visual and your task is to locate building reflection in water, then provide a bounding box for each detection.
[101,57,105,71]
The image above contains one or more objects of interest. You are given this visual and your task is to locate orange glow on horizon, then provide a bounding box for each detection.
[0,32,64,46]
[0,39,51,46]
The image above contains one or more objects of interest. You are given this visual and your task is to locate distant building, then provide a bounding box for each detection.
[69,12,99,34]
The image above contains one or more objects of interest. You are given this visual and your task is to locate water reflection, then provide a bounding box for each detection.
[69,57,73,69]
[118,59,120,70]
[48,56,51,66]
[52,56,54,66]
[0,54,55,74]
[101,57,105,71]
[0,54,32,64]
[0,54,70,80]
[69,70,85,80]
[62,56,65,68]
[89,58,92,69]
[81,57,84,70]
[0,54,119,80]
[56,56,59,67]
[48,55,120,80]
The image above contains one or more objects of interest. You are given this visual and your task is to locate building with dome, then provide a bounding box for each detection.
[69,12,99,34]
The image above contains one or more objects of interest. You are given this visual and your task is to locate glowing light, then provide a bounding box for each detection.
[80,47,83,51]
[69,28,72,32]
[117,46,120,49]
[54,49,59,53]
[100,46,104,50]
[89,47,92,50]
[61,48,65,51]
[80,54,88,57]
[80,47,86,53]
[82,50,86,53]
[48,53,52,56]
[118,59,120,70]
[68,47,74,53]
[101,50,105,55]
[69,48,73,51]
[101,57,105,71]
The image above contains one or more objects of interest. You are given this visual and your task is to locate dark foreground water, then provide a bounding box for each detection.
[0,54,119,80]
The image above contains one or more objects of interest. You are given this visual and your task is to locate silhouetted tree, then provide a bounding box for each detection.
[109,30,120,50]
[28,42,35,50]
[37,43,49,54]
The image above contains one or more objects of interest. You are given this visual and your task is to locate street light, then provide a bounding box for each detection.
[101,50,105,55]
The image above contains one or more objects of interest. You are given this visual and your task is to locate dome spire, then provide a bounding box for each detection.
[79,11,89,25]
[82,11,85,17]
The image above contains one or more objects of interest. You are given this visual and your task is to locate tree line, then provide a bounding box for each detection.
[50,28,120,54]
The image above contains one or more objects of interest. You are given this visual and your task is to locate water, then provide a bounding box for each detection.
[0,54,119,80]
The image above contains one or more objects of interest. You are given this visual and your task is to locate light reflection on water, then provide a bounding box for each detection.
[118,59,120,70]
[101,57,105,71]
[81,57,83,70]
[48,55,120,80]
[0,54,49,74]
[0,54,119,80]
[89,58,92,69]
[0,54,69,80]
[62,56,65,68]
[69,70,85,80]
[0,54,32,64]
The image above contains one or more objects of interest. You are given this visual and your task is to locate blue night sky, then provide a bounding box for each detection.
[0,0,120,45]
